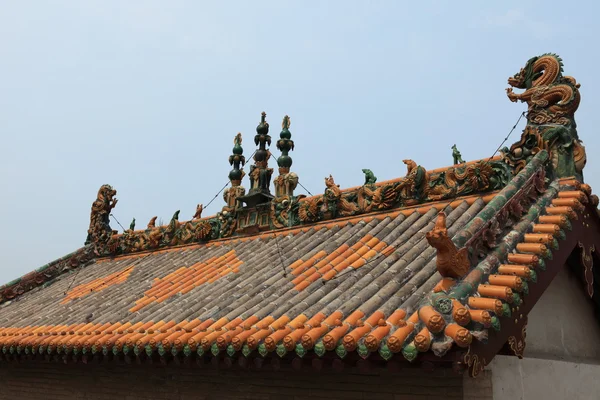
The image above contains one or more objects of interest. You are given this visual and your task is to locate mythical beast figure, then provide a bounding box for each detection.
[504,53,586,180]
[85,184,118,246]
[506,53,580,125]
[426,212,469,279]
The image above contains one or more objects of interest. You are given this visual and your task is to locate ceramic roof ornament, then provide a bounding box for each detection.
[223,133,246,210]
[503,53,586,181]
[274,115,298,198]
[249,112,273,195]
[452,145,465,165]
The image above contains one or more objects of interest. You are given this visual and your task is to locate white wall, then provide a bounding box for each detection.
[486,265,600,400]
[490,356,600,400]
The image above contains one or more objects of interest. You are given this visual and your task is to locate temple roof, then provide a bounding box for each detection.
[0,53,597,377]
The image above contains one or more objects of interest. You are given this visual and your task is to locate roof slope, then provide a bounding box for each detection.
[0,53,597,377]
[0,196,484,355]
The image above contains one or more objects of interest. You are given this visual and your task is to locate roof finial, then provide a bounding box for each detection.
[223,133,247,210]
[85,184,118,246]
[504,53,585,180]
[249,112,274,195]
[274,115,298,197]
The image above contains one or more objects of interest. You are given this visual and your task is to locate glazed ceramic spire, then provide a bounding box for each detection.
[228,133,246,185]
[274,115,298,197]
[277,115,294,172]
[249,112,274,194]
[223,133,247,209]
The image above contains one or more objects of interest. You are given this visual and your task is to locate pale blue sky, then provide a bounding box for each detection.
[1,1,598,283]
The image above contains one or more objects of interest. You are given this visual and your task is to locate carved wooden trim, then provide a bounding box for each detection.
[507,320,528,359]
[578,241,595,298]
[462,346,487,378]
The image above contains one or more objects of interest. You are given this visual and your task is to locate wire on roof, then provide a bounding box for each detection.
[203,182,230,210]
[63,263,85,295]
[483,111,526,165]
[298,180,314,197]
[272,234,288,278]
[109,213,126,231]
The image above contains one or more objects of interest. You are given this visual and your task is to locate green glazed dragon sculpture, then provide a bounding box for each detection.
[503,53,586,181]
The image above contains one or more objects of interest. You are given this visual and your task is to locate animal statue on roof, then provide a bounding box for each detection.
[452,145,465,165]
[129,218,136,231]
[398,160,429,204]
[161,210,181,246]
[362,169,377,185]
[426,211,470,279]
[323,175,359,218]
[357,169,396,213]
[193,204,203,220]
[85,184,118,246]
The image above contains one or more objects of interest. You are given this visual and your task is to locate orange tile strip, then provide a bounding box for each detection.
[129,250,243,313]
[61,265,135,304]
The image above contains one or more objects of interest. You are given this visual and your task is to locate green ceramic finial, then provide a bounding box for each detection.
[249,112,273,194]
[228,133,246,183]
[277,115,294,170]
[129,218,136,231]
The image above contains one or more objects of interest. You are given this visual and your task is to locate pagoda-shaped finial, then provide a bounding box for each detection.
[223,133,247,210]
[274,115,298,197]
[249,112,274,194]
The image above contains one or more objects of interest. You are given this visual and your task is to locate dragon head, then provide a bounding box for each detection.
[324,175,338,188]
[425,212,448,246]
[508,56,541,89]
[98,184,116,200]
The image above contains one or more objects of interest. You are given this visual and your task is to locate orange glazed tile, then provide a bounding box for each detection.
[478,284,514,301]
[343,310,385,348]
[418,306,445,333]
[350,258,367,269]
[294,280,311,291]
[507,253,539,266]
[333,259,352,272]
[320,270,335,281]
[414,327,432,352]
[387,312,419,352]
[538,215,568,227]
[497,264,531,278]
[468,297,503,314]
[558,190,586,201]
[532,223,561,234]
[516,243,547,254]
[445,323,472,347]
